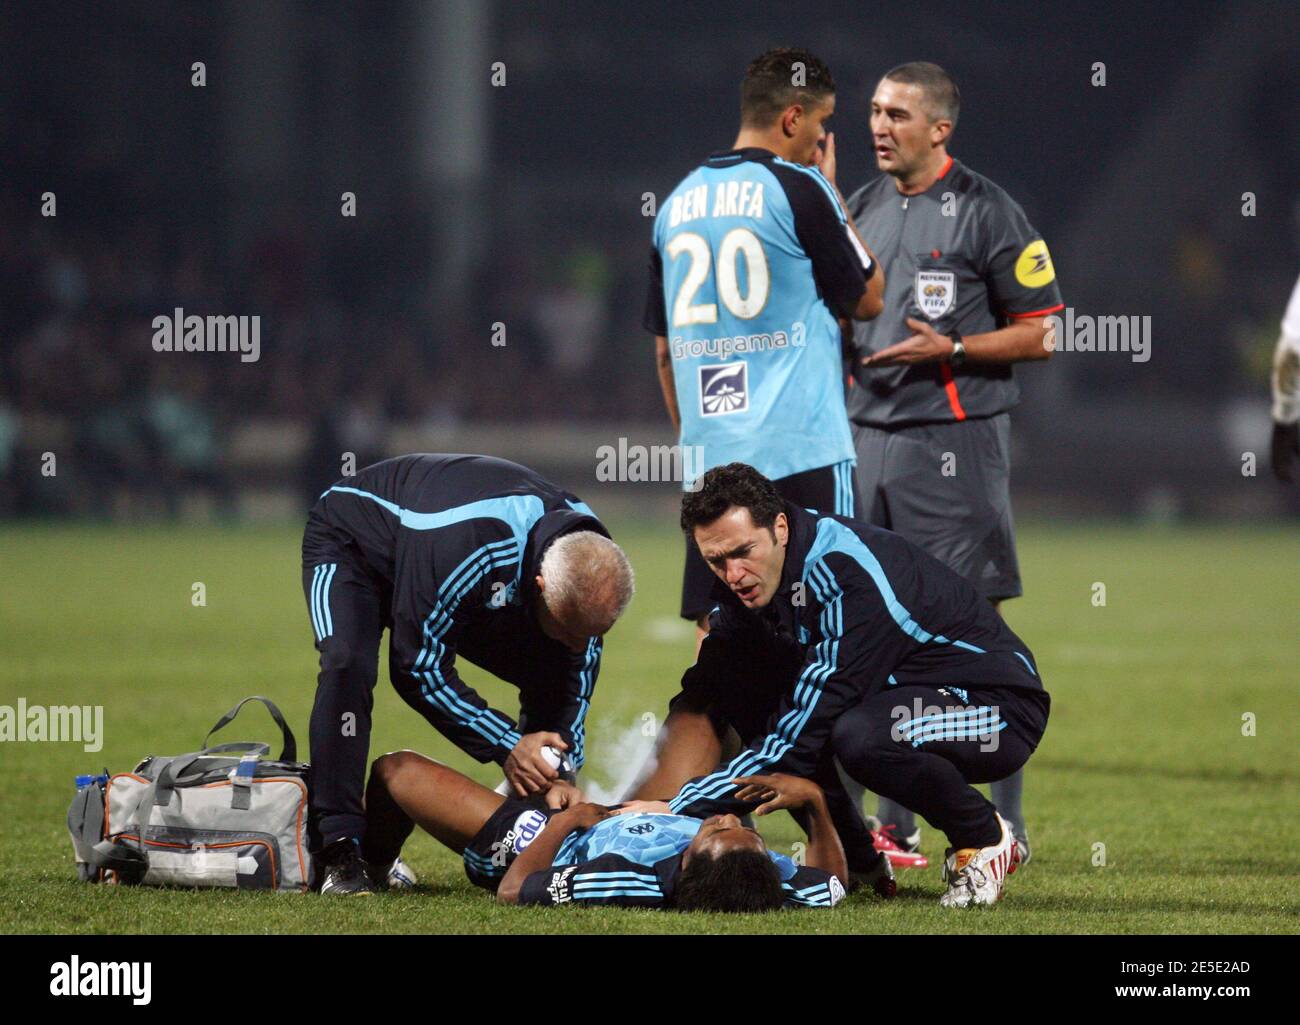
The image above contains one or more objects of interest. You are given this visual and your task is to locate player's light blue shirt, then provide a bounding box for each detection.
[646,148,872,486]
[554,812,801,881]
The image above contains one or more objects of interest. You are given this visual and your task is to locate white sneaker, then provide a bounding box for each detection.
[939,813,1016,908]
[366,856,418,890]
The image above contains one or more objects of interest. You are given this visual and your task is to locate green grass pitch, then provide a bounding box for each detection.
[1,520,1296,934]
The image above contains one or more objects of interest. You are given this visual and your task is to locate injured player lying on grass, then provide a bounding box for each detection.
[354,749,850,910]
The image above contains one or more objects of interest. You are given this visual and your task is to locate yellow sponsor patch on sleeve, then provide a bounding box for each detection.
[1014,239,1055,288]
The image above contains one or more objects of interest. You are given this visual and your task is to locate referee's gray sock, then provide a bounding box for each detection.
[991,768,1026,837]
[874,797,917,840]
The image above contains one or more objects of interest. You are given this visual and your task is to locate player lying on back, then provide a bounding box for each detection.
[357,749,848,910]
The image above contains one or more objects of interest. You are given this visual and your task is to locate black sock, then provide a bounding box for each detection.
[359,775,415,866]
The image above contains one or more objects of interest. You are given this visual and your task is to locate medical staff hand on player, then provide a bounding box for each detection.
[544,779,585,810]
[615,778,831,819]
[504,731,570,796]
[733,773,826,815]
[557,802,614,830]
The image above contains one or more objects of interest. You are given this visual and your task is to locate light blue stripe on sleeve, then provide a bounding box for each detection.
[322,486,544,537]
[803,517,986,655]
[309,565,324,641]
[320,563,336,637]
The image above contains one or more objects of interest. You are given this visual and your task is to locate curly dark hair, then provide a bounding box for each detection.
[680,462,783,535]
[675,848,786,912]
[741,47,835,127]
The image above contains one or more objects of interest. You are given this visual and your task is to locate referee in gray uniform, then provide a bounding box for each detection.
[841,62,1063,864]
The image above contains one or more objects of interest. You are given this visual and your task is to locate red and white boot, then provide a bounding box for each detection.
[939,813,1016,907]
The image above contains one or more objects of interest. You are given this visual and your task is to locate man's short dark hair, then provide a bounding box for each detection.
[741,48,835,127]
[883,61,960,128]
[680,463,783,535]
[675,849,786,912]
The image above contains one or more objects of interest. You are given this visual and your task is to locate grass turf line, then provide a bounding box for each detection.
[0,521,1296,934]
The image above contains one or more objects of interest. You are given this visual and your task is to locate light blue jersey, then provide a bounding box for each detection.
[508,807,844,907]
[555,811,801,881]
[645,147,873,486]
[556,812,700,866]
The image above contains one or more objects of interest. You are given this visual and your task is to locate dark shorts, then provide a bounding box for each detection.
[462,794,555,891]
[680,459,861,620]
[853,413,1022,602]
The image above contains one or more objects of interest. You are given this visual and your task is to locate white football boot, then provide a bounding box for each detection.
[385,855,418,890]
[939,813,1016,908]
[364,855,418,891]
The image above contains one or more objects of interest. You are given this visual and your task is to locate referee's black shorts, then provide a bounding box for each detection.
[679,458,860,620]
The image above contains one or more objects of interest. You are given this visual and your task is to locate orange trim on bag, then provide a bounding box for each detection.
[118,834,278,889]
[104,772,149,839]
[200,777,309,891]
[106,772,309,892]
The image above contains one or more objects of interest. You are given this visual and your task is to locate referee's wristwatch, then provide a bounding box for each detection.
[947,330,966,366]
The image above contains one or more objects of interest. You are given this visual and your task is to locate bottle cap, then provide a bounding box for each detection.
[541,746,573,773]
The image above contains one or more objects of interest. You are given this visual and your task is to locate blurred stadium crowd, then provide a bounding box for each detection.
[2,1,1296,520]
[0,196,648,517]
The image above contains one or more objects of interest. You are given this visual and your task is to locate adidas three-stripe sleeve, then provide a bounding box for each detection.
[667,554,914,818]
